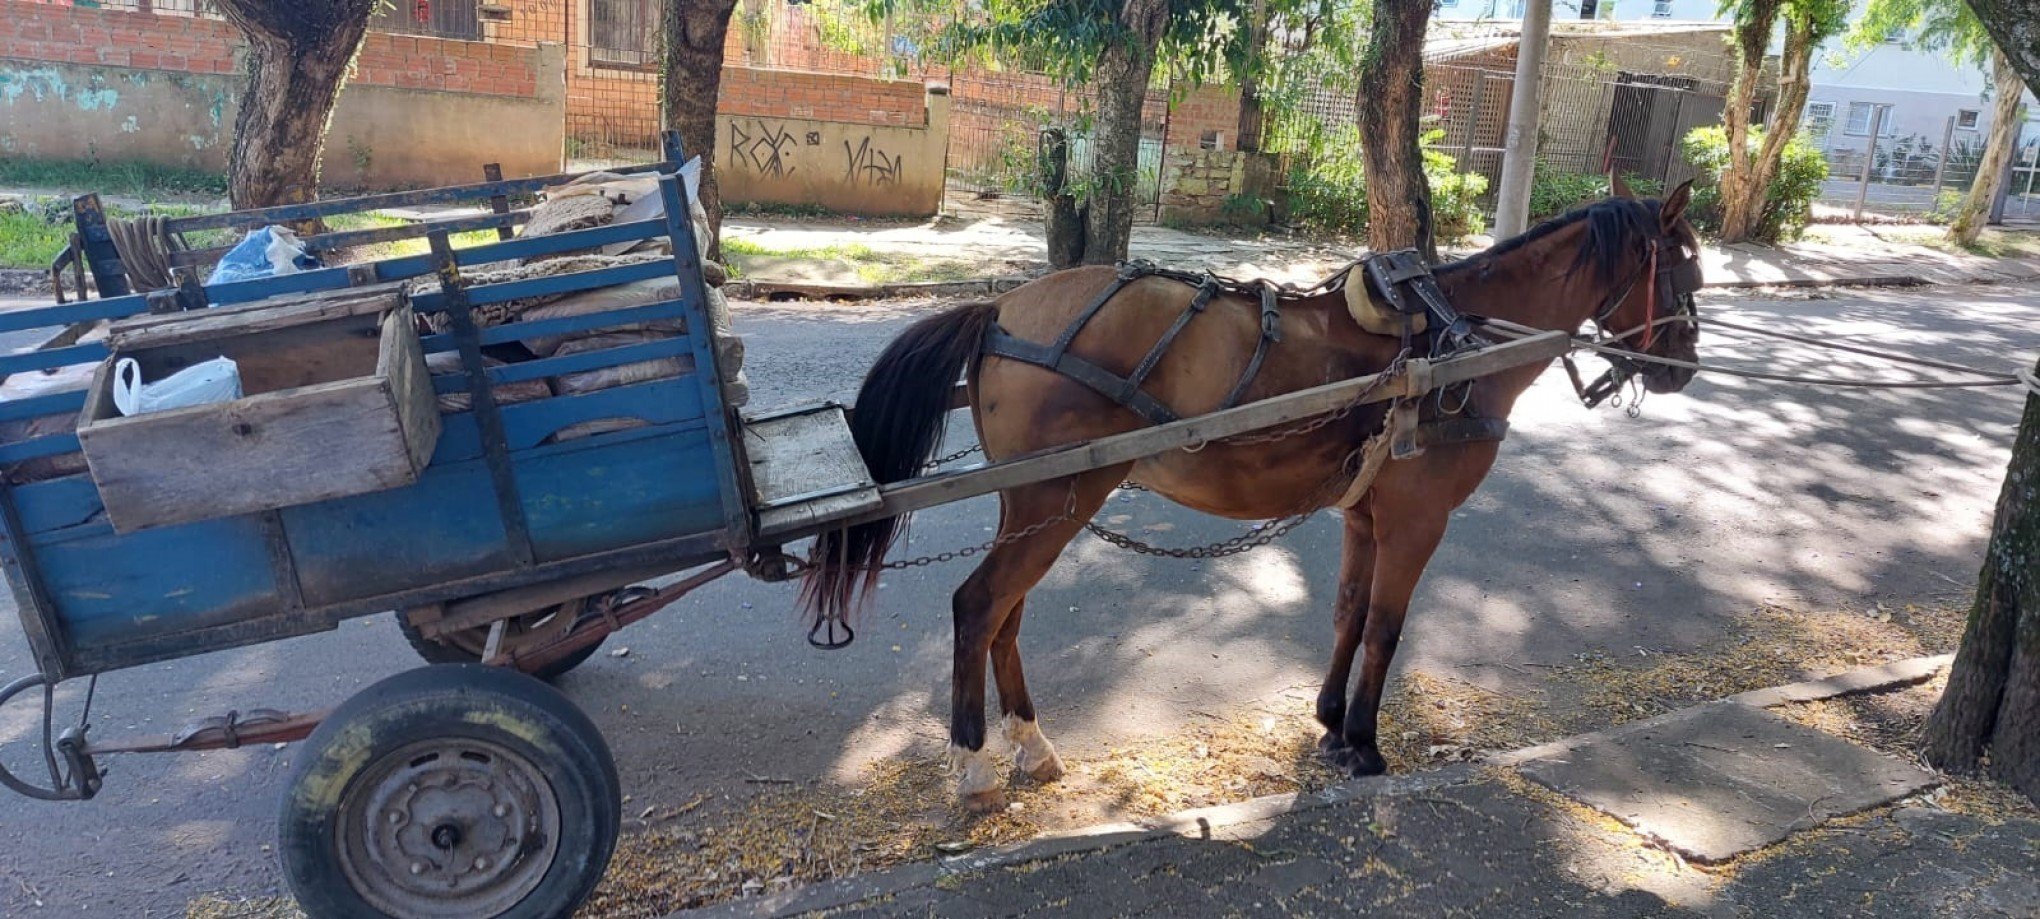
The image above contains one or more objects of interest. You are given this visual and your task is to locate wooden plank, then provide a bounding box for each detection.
[168,211,534,268]
[0,342,109,378]
[419,297,687,351]
[80,376,419,533]
[0,389,88,424]
[375,218,670,285]
[381,305,442,475]
[108,287,401,351]
[484,162,517,243]
[428,339,694,394]
[856,332,1570,526]
[157,161,674,234]
[0,294,149,334]
[742,403,884,535]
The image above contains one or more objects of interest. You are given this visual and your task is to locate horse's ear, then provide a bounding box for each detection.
[1610,170,1635,199]
[1660,180,1694,231]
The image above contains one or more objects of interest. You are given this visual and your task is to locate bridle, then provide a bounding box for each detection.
[1564,231,1702,409]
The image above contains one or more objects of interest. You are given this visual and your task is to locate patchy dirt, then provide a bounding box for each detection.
[0,268,50,297]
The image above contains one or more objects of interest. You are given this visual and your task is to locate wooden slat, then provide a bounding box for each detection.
[108,287,400,351]
[427,340,693,394]
[0,342,108,378]
[0,432,82,465]
[0,294,149,334]
[155,161,674,234]
[417,298,686,352]
[168,210,535,268]
[854,332,1571,527]
[0,389,88,423]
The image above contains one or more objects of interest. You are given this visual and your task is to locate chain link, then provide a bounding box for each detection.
[925,443,984,469]
[879,485,1081,570]
[1209,352,1406,446]
[1084,509,1320,559]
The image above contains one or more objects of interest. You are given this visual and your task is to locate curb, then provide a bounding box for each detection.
[668,653,1954,918]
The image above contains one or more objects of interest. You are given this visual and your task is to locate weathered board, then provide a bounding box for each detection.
[743,403,879,537]
[76,301,440,533]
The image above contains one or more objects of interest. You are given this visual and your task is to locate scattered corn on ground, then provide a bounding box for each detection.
[189,600,2001,919]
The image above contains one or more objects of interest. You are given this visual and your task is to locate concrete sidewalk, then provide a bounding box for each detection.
[678,658,2038,919]
[724,210,2040,292]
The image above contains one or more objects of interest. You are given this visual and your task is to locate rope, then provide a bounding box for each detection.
[106,215,183,292]
[1700,316,2018,381]
[2020,366,2040,397]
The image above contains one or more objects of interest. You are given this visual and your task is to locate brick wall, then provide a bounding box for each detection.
[1167,85,1243,151]
[565,57,935,151]
[0,1,544,99]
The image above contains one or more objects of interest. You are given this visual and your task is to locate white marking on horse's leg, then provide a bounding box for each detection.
[1003,714,1066,783]
[948,743,1005,812]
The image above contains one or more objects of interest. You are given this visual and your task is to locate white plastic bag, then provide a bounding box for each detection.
[113,356,243,416]
[206,226,317,285]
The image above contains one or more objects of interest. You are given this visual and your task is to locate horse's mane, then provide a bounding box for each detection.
[1439,197,1660,284]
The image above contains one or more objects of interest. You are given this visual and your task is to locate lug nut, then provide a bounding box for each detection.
[474,857,490,871]
[493,804,509,818]
[409,862,426,876]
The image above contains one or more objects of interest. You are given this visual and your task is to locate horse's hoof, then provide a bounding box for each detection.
[1317,731,1350,755]
[960,787,1008,814]
[1326,743,1388,777]
[1019,748,1066,783]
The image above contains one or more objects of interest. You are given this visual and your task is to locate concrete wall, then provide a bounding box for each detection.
[0,2,566,189]
[716,80,950,217]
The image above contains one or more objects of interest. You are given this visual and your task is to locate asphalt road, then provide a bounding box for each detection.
[1,281,2035,914]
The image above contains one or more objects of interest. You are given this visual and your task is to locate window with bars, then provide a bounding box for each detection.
[589,0,660,69]
[1652,0,1674,16]
[372,0,482,40]
[1804,101,1835,138]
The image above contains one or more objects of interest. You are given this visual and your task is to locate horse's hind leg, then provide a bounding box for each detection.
[1316,503,1377,756]
[991,598,1066,783]
[950,468,1125,812]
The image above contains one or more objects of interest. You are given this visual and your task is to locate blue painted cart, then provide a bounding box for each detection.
[0,136,884,917]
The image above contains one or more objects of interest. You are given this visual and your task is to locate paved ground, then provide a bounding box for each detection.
[712,767,2038,919]
[0,275,2037,913]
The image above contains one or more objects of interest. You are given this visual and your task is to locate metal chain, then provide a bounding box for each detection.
[925,443,984,469]
[1084,509,1319,559]
[1213,351,1409,446]
[879,486,1081,569]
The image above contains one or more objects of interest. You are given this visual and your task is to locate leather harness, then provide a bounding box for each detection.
[979,253,1510,456]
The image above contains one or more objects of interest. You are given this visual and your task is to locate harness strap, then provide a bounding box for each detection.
[983,323,1181,425]
[1126,277,1217,394]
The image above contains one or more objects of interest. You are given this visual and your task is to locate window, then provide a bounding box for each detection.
[1958,109,1981,130]
[589,0,659,69]
[372,0,481,40]
[1844,101,1896,136]
[1804,101,1836,138]
[1653,0,1674,16]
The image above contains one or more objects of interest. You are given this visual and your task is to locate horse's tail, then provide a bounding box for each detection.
[801,300,1000,631]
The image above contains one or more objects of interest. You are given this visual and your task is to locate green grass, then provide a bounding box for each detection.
[0,157,227,198]
[0,210,69,271]
[719,238,982,285]
[1870,225,2040,259]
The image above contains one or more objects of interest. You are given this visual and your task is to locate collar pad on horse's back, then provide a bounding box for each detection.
[1353,250,1485,357]
[979,261,1291,425]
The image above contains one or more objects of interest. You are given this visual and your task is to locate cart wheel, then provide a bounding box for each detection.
[279,664,620,919]
[396,599,604,682]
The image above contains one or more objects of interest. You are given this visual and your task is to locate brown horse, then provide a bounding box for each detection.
[805,187,1702,810]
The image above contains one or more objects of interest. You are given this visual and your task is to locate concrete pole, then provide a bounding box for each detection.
[1989,120,2023,225]
[1853,104,1889,222]
[1491,0,1553,239]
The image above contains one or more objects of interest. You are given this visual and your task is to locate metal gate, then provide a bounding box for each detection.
[1604,75,1725,188]
[943,71,1167,221]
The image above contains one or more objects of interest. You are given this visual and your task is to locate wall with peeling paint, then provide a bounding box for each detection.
[716,81,949,217]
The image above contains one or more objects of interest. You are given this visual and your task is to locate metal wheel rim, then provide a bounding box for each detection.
[441,601,585,661]
[336,736,562,918]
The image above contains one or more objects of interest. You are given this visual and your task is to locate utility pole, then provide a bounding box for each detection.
[1492,0,1553,238]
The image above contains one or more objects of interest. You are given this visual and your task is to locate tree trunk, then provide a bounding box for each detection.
[1923,355,2040,804]
[1358,0,1436,260]
[1964,0,2040,96]
[1717,0,1783,244]
[1950,49,2026,246]
[1081,0,1171,265]
[1722,10,1814,242]
[1236,0,1270,154]
[661,0,740,263]
[215,0,378,210]
[1040,129,1086,269]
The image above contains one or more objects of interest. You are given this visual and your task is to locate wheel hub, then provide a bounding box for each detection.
[339,738,561,918]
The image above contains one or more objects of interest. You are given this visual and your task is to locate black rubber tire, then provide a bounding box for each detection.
[394,608,603,682]
[278,665,620,919]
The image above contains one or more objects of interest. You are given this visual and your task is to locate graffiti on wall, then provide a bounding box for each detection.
[729,120,799,178]
[843,137,902,187]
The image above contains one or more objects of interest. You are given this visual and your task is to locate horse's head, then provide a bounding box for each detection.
[1594,180,1703,394]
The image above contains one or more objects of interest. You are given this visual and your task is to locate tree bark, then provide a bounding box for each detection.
[1040,129,1086,269]
[1235,0,1270,154]
[1964,0,2040,95]
[661,0,740,263]
[1923,356,2040,804]
[1717,0,1783,243]
[1722,9,1815,242]
[215,0,378,210]
[1950,49,2025,246]
[1358,0,1436,260]
[1081,0,1171,265]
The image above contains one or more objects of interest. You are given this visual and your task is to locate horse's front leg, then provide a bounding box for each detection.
[1337,499,1453,777]
[1316,503,1377,756]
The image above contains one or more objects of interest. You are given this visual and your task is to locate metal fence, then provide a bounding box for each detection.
[1810,109,2003,220]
